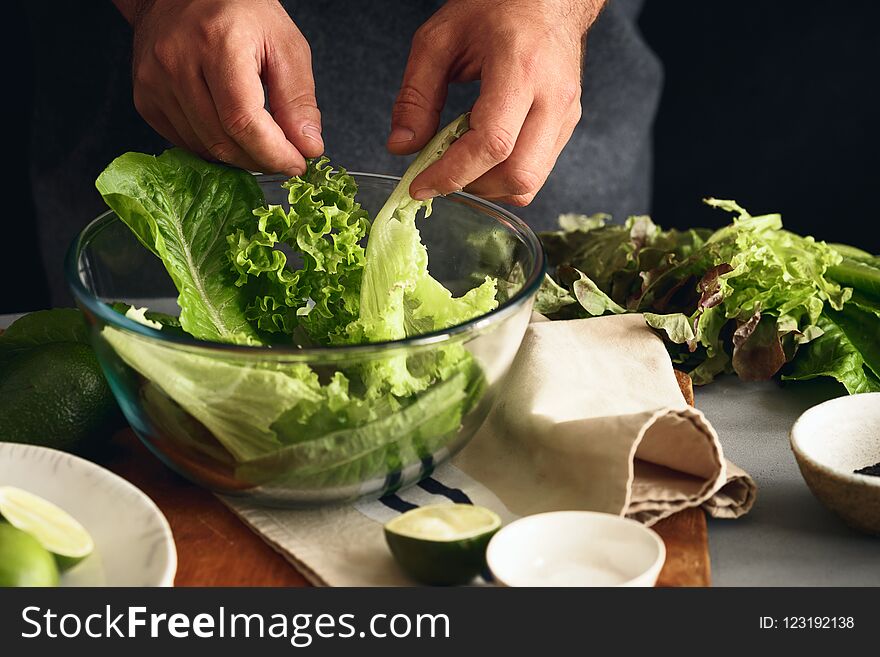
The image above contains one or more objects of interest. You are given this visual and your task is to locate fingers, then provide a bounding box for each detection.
[387,25,452,155]
[133,92,189,150]
[202,52,306,175]
[171,71,263,171]
[265,36,324,160]
[466,99,580,206]
[409,59,533,200]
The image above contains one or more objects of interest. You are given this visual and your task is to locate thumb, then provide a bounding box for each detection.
[388,31,450,155]
[266,38,324,160]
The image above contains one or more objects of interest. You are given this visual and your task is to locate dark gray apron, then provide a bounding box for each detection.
[28,0,661,305]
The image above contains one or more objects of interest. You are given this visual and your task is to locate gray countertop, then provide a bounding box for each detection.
[3,312,878,585]
[698,377,880,586]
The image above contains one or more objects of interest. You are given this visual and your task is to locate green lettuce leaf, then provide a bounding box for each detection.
[0,309,89,369]
[227,158,370,344]
[96,124,495,483]
[355,114,487,339]
[570,269,626,316]
[238,363,481,488]
[783,311,880,394]
[533,274,576,315]
[644,312,696,344]
[102,326,323,461]
[0,309,88,350]
[343,113,498,397]
[540,196,878,390]
[109,302,185,335]
[96,149,264,344]
[102,322,486,486]
[827,257,880,302]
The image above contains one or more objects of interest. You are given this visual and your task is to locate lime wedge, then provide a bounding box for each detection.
[0,486,94,571]
[0,523,59,587]
[384,504,501,585]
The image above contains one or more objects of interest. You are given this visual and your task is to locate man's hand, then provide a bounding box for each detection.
[389,0,603,206]
[117,0,322,175]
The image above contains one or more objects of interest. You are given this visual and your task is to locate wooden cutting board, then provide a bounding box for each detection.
[98,368,710,588]
[1,318,710,586]
[100,432,709,587]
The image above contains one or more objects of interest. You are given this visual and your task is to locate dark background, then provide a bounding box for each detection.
[3,1,879,314]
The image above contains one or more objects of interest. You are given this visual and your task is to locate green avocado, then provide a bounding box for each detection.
[0,341,120,455]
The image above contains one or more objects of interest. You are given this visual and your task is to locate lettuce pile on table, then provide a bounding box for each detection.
[536,200,880,394]
[94,114,498,488]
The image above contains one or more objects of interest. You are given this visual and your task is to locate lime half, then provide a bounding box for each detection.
[0,486,94,571]
[0,523,59,587]
[384,504,502,585]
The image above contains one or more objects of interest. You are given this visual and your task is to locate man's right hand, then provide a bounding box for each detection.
[118,0,322,175]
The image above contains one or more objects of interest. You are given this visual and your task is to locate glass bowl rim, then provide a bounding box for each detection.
[65,171,546,357]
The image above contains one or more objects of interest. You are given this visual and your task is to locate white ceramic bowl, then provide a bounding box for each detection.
[790,392,880,534]
[0,443,177,586]
[486,511,666,587]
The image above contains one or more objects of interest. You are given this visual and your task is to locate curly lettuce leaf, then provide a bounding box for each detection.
[96,149,264,344]
[542,197,878,390]
[227,158,370,343]
[540,213,712,315]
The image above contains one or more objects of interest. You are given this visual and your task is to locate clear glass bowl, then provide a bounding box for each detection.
[66,173,544,506]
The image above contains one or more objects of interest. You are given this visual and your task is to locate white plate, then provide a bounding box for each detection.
[486,511,665,587]
[0,443,176,586]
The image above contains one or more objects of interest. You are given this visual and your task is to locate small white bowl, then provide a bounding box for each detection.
[790,392,880,534]
[486,511,665,587]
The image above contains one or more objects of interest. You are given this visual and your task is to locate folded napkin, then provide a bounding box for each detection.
[221,313,756,586]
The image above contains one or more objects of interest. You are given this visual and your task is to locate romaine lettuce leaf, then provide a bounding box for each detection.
[783,311,880,394]
[352,113,497,342]
[342,113,498,397]
[102,326,323,461]
[237,363,481,489]
[96,149,264,344]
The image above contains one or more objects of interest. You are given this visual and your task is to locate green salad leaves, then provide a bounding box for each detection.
[227,157,370,344]
[537,199,880,393]
[96,149,264,345]
[96,114,499,488]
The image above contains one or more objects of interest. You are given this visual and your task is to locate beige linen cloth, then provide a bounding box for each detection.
[221,314,756,586]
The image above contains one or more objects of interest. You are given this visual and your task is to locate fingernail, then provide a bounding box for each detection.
[412,188,439,201]
[388,126,415,144]
[302,124,323,144]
